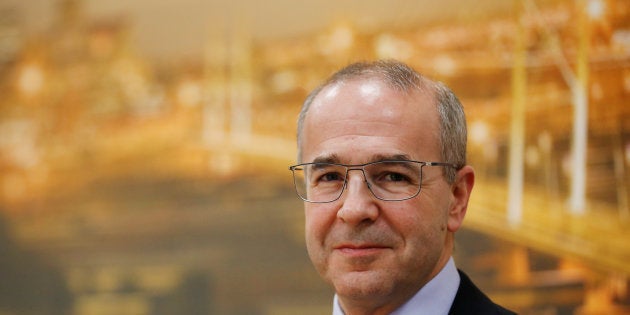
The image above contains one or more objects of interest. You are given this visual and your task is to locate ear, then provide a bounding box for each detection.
[447,165,475,233]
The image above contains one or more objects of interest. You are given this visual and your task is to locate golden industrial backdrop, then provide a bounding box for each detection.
[0,0,628,314]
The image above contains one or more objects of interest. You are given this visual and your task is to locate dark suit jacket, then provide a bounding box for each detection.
[448,270,517,315]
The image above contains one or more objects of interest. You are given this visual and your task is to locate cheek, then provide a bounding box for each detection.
[304,204,338,276]
[391,199,448,242]
[304,204,335,246]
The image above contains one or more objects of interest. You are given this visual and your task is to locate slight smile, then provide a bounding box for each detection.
[334,244,391,257]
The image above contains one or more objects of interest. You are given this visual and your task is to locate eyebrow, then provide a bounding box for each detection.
[310,153,413,164]
[311,154,341,164]
[371,153,412,162]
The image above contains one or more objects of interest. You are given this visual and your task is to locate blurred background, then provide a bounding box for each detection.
[0,0,628,314]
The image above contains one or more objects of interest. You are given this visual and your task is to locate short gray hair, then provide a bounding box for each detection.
[296,60,467,183]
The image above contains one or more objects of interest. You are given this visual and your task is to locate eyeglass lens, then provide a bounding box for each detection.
[291,161,423,202]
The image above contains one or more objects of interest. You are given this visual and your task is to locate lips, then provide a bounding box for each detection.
[334,243,390,256]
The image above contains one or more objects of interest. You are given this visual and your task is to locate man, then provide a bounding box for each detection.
[289,60,516,315]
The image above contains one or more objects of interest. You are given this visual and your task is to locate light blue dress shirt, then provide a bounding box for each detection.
[332,257,460,315]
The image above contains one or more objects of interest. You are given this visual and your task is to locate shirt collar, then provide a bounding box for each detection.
[332,257,460,315]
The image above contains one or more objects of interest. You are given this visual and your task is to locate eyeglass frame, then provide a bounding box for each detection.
[288,160,459,203]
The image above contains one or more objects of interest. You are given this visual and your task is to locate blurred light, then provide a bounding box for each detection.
[625,142,630,165]
[176,80,202,107]
[210,152,236,176]
[612,30,630,52]
[17,63,44,96]
[425,29,450,48]
[319,24,354,55]
[469,121,489,145]
[329,26,353,49]
[587,0,605,20]
[525,145,540,167]
[433,55,457,76]
[271,70,297,94]
[374,33,413,60]
[112,59,152,114]
[0,120,39,169]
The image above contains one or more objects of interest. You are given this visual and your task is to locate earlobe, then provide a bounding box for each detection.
[447,165,475,232]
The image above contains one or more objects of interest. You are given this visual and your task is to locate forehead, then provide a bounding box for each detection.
[302,78,440,162]
[310,77,434,118]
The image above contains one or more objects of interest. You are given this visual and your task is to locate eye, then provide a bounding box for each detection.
[382,172,410,182]
[308,164,345,184]
[319,171,344,182]
[368,163,419,185]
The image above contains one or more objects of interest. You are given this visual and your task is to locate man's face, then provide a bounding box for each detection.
[300,78,470,312]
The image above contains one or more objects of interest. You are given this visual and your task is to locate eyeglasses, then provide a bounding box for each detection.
[288,160,458,203]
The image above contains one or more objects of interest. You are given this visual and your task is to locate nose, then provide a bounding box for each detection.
[337,170,380,225]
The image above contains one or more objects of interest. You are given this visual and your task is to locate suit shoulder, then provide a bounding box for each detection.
[449,270,517,315]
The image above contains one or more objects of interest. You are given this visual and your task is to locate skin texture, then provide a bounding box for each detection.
[300,77,475,315]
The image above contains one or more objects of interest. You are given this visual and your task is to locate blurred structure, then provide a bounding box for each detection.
[0,0,629,314]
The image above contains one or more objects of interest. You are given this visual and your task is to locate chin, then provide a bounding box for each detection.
[331,269,395,299]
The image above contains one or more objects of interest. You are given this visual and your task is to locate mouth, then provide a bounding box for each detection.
[334,244,391,257]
